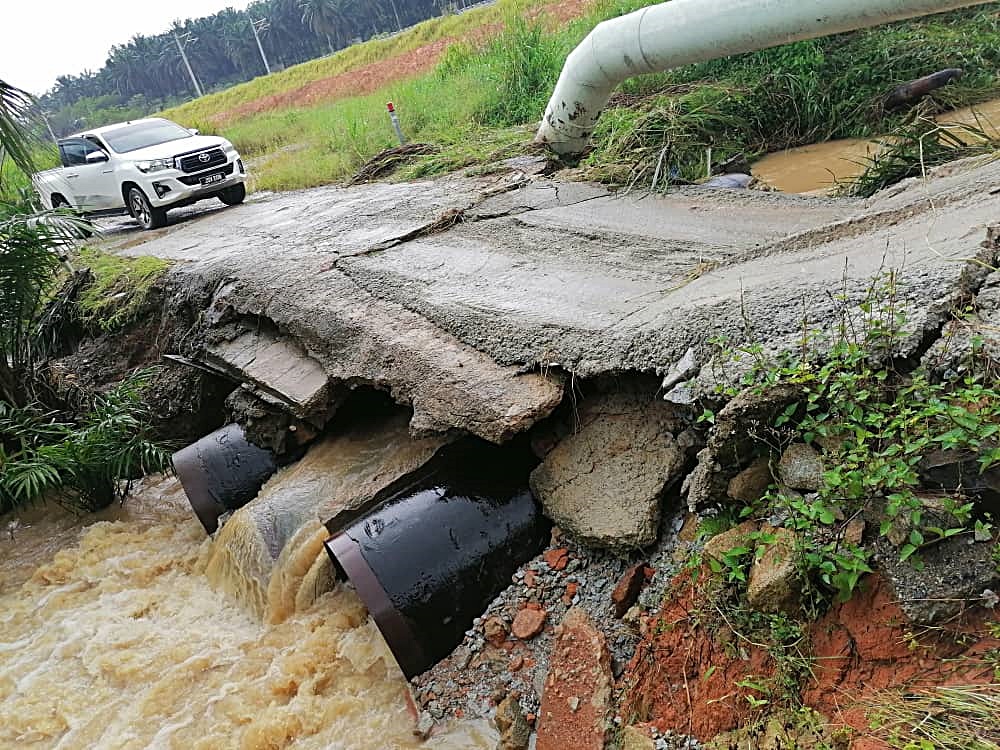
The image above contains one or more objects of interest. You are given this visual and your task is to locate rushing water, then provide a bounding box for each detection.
[0,475,495,749]
[753,98,1000,194]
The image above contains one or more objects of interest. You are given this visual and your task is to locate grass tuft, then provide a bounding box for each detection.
[76,249,171,333]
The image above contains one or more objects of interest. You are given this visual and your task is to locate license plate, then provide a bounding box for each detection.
[200,173,224,185]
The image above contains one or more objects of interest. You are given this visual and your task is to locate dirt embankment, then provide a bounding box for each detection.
[209,0,594,126]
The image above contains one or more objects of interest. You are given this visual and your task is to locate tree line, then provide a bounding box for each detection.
[40,0,456,136]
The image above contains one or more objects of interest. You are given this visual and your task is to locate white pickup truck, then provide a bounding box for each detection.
[32,117,247,230]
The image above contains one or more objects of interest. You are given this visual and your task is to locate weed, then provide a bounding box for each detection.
[705,271,999,607]
[865,684,1000,750]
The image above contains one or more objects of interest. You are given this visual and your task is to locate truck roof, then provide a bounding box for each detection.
[68,117,173,140]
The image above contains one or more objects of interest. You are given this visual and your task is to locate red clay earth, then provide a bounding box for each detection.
[210,0,596,126]
[536,608,613,750]
[620,571,1000,748]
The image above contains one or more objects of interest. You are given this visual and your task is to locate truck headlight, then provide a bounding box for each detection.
[221,140,238,156]
[135,158,173,173]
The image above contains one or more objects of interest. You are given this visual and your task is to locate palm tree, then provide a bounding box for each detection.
[0,80,87,406]
[299,0,342,51]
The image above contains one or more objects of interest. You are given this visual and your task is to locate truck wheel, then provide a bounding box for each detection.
[218,183,246,206]
[128,186,167,230]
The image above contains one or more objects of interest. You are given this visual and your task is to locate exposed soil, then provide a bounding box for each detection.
[210,0,595,126]
[621,572,1000,748]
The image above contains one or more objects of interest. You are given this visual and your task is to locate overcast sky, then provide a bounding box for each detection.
[1,0,255,95]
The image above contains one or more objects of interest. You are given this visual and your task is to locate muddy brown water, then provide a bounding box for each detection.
[753,98,1000,194]
[0,475,495,749]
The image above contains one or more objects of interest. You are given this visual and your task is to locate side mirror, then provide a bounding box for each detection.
[85,150,109,164]
[189,128,200,135]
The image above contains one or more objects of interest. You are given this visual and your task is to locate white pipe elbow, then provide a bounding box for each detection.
[536,0,992,156]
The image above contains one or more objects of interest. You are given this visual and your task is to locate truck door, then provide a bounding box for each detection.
[58,137,118,211]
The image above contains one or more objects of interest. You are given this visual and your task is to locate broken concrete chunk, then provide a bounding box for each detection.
[747,527,802,614]
[777,443,824,492]
[660,346,699,392]
[536,608,612,750]
[529,392,690,549]
[727,456,773,504]
[205,326,332,418]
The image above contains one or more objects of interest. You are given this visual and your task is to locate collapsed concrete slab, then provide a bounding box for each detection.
[109,159,1000,448]
[203,326,331,418]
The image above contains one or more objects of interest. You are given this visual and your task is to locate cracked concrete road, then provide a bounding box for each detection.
[107,157,1000,438]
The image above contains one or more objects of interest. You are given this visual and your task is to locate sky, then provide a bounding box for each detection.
[1,0,255,95]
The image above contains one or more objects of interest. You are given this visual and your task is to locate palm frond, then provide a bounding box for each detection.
[0,79,40,177]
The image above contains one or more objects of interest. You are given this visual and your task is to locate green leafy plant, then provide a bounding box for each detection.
[0,370,172,512]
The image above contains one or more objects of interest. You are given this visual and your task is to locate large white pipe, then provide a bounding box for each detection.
[536,0,992,155]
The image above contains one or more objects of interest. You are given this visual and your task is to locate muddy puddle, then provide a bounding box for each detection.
[0,474,495,749]
[753,97,1000,194]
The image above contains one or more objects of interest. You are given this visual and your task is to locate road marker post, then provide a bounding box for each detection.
[386,102,407,146]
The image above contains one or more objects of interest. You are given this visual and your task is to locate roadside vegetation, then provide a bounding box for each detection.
[664,271,1000,748]
[0,80,170,514]
[152,0,1000,193]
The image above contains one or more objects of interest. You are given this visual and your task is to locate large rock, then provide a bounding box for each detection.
[536,608,612,750]
[529,392,691,549]
[874,532,1000,624]
[747,527,802,614]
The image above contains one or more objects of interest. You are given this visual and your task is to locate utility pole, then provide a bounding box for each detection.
[387,0,402,31]
[173,31,204,98]
[39,110,58,142]
[250,18,272,75]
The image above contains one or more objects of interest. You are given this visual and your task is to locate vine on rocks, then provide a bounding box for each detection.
[699,271,999,606]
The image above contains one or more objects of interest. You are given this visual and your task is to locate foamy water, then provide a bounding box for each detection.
[0,475,495,749]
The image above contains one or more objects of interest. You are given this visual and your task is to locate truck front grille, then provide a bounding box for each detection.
[176,148,227,174]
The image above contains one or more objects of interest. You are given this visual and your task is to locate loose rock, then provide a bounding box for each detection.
[703,521,758,563]
[747,527,802,614]
[495,694,531,750]
[612,562,648,618]
[777,443,824,492]
[511,608,547,640]
[727,456,773,504]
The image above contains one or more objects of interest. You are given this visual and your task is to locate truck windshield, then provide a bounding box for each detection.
[101,120,193,153]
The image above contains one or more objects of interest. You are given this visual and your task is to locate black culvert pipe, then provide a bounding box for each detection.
[325,442,550,678]
[173,423,278,534]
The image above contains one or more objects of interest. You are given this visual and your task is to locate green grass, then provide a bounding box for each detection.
[76,248,171,333]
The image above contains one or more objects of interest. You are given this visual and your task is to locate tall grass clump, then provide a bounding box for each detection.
[843,112,1000,197]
